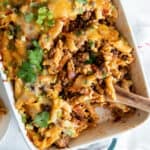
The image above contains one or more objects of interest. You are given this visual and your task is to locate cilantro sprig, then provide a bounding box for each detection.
[76,0,87,4]
[24,12,35,23]
[0,0,9,7]
[24,6,55,28]
[88,40,95,49]
[17,40,43,83]
[17,62,37,83]
[33,111,50,128]
[85,53,96,64]
[21,113,27,124]
[36,6,55,27]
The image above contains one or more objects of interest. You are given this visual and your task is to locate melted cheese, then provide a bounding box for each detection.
[94,0,104,6]
[48,0,76,19]
[86,28,102,41]
[92,0,111,19]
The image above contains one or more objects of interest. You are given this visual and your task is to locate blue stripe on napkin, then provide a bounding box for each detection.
[107,138,117,150]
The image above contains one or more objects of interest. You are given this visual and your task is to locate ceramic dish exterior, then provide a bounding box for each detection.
[0,78,11,142]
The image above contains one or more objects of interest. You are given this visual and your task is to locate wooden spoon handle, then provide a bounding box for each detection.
[115,86,150,113]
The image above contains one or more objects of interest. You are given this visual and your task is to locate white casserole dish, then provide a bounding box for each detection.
[0,78,11,142]
[0,0,150,149]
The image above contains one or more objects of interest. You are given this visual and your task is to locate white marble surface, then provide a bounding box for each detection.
[0,0,150,149]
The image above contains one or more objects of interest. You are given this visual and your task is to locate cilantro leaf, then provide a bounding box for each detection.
[32,40,40,48]
[75,30,84,36]
[17,62,36,83]
[102,72,107,79]
[33,111,50,128]
[46,19,55,27]
[36,6,55,28]
[25,13,34,23]
[17,40,43,83]
[64,128,76,137]
[28,49,43,68]
[47,11,53,20]
[36,7,49,25]
[36,15,45,25]
[88,40,95,48]
[21,114,27,124]
[76,0,87,4]
[0,0,9,7]
[38,6,48,15]
[85,53,96,64]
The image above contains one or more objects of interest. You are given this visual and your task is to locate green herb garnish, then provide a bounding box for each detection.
[36,6,55,27]
[88,40,95,49]
[21,113,27,124]
[102,72,107,79]
[0,0,9,7]
[85,53,96,64]
[30,2,40,8]
[33,111,50,128]
[32,40,40,48]
[87,71,93,75]
[47,11,53,20]
[46,19,55,27]
[65,128,76,137]
[83,79,88,84]
[17,40,43,83]
[17,62,37,83]
[57,110,62,118]
[78,8,83,14]
[25,13,34,23]
[75,30,84,36]
[76,0,87,4]
[28,49,43,68]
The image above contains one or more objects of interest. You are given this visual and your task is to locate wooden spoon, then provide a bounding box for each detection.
[111,86,150,113]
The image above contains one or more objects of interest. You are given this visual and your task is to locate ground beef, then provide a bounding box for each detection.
[64,11,96,32]
[55,135,70,148]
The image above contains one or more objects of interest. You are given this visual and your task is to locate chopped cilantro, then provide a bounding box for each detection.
[57,110,62,118]
[21,114,27,124]
[24,13,34,23]
[85,53,96,64]
[87,71,93,75]
[102,72,107,79]
[32,40,40,48]
[30,2,40,8]
[36,15,45,25]
[38,6,47,14]
[17,40,43,83]
[65,128,76,137]
[28,49,43,67]
[33,111,50,128]
[88,40,95,48]
[3,0,9,6]
[17,62,37,83]
[46,19,55,27]
[78,8,83,14]
[36,6,55,28]
[75,30,83,36]
[0,0,9,7]
[76,0,87,4]
[83,79,88,84]
[47,11,53,20]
